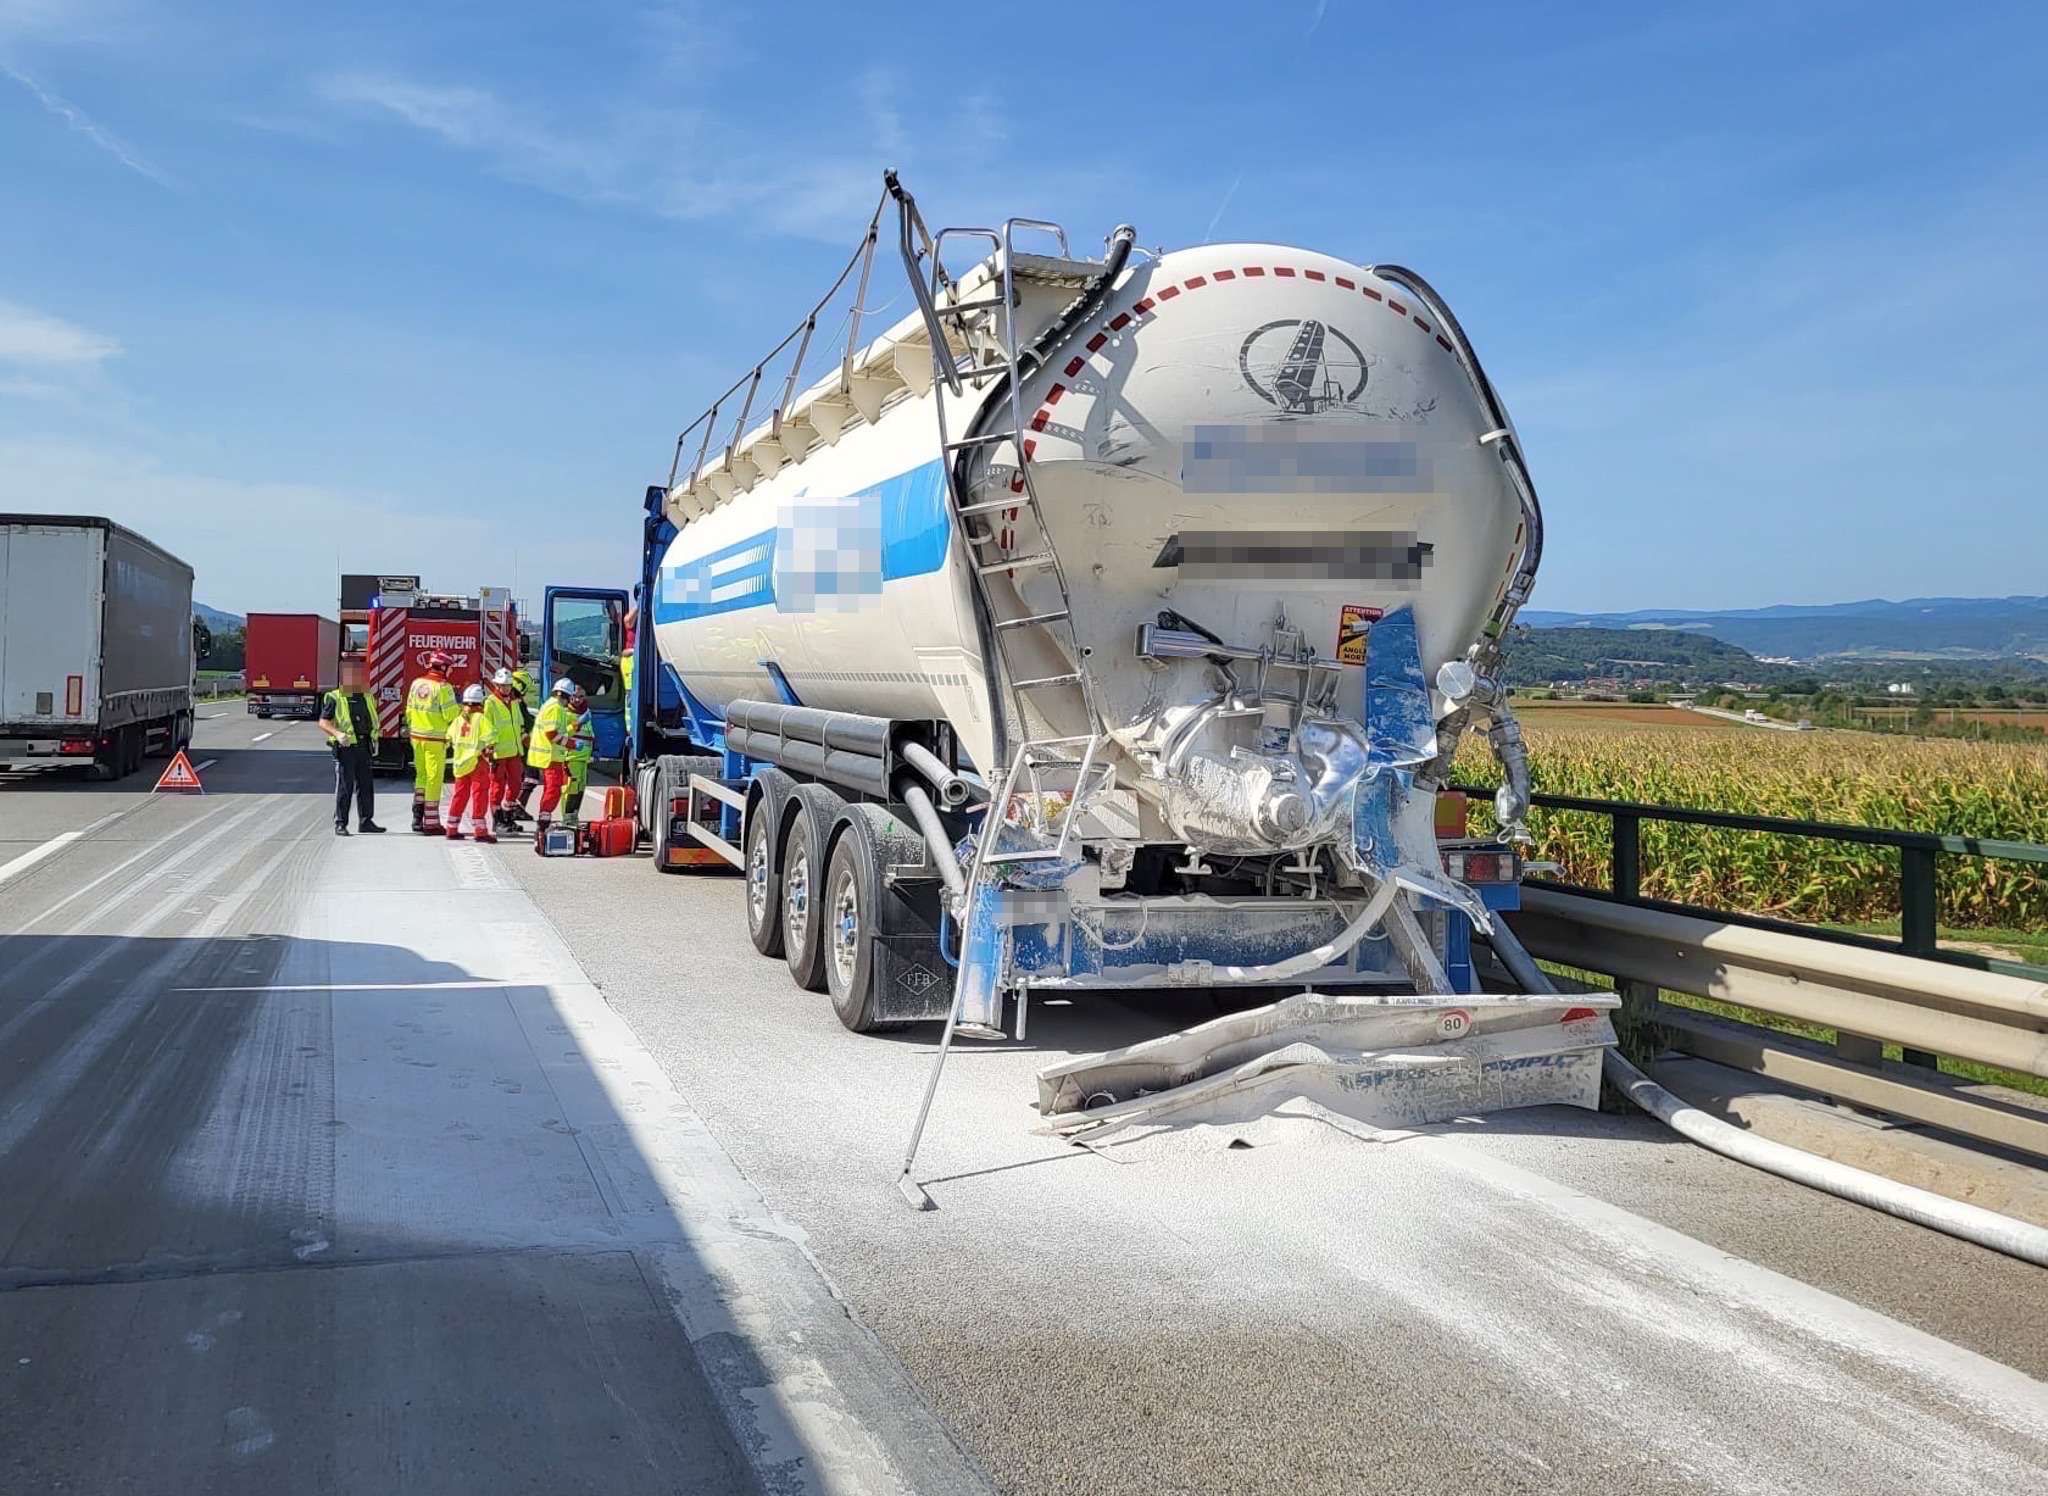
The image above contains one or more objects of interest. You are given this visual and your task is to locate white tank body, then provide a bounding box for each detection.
[655,240,1529,851]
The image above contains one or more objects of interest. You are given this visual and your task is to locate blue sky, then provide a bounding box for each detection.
[2,0,2043,616]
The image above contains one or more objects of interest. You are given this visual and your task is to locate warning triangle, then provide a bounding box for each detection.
[154,750,204,793]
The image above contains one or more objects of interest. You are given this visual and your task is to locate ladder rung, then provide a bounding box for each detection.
[977,552,1057,574]
[1014,672,1084,691]
[993,609,1071,631]
[941,295,1008,316]
[956,496,1037,517]
[944,430,1020,450]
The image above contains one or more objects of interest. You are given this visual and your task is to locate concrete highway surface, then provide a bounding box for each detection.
[3,712,2044,1495]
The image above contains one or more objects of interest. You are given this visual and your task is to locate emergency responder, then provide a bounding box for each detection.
[405,651,459,833]
[510,668,538,810]
[318,657,387,837]
[484,668,526,833]
[444,685,497,842]
[526,677,577,853]
[559,686,594,827]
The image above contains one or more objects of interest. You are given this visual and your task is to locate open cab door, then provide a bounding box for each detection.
[540,586,629,765]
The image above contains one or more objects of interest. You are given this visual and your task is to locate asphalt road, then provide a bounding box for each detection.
[4,720,2045,1495]
[0,714,976,1496]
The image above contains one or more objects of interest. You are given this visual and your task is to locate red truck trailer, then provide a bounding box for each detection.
[363,589,518,769]
[245,613,340,720]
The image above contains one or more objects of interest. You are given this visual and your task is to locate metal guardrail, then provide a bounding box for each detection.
[1454,785,2048,1158]
[197,675,245,700]
[1454,784,2048,984]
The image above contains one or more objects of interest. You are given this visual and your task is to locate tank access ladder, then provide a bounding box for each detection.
[884,173,1111,869]
[886,176,1133,1206]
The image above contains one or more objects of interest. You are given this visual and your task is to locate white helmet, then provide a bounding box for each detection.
[552,676,574,696]
[491,667,514,687]
[462,684,486,705]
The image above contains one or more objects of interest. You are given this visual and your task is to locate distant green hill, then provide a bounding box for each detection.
[1503,627,1764,685]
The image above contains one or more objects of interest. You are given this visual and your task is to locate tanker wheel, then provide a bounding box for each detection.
[744,803,784,957]
[821,827,891,1034]
[780,792,835,992]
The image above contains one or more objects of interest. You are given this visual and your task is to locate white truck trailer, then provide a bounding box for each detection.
[0,515,196,779]
[545,176,1616,1164]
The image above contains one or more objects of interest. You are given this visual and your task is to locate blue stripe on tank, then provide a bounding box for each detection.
[653,457,951,625]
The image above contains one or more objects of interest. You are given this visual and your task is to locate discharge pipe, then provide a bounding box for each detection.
[899,781,968,905]
[1481,923,2048,1268]
[900,740,977,809]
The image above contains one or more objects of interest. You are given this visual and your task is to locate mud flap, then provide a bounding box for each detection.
[1037,990,1618,1139]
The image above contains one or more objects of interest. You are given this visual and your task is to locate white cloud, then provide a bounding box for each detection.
[1,61,174,186]
[0,300,120,367]
[316,65,1013,245]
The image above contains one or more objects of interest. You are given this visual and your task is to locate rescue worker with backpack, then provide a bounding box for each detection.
[484,668,526,834]
[526,677,578,853]
[443,685,498,842]
[405,651,459,833]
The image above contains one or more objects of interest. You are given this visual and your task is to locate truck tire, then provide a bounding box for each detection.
[821,815,894,1033]
[652,754,722,875]
[740,768,797,957]
[780,785,844,992]
[743,800,784,956]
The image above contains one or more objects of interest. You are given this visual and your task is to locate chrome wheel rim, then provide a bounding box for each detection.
[829,870,860,993]
[784,848,809,951]
[747,827,771,930]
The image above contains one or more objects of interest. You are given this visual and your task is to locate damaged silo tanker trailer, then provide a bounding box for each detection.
[558,172,1615,1134]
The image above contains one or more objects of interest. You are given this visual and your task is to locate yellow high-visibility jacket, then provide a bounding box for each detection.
[406,674,459,742]
[482,692,521,759]
[526,695,572,769]
[320,689,382,747]
[449,710,490,777]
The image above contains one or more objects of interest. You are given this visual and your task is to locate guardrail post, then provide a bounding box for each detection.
[1899,844,1940,1070]
[1611,811,1640,901]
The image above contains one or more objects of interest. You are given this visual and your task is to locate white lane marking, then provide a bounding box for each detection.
[0,811,120,889]
[0,832,84,888]
[2,799,253,938]
[170,980,516,993]
[251,732,275,744]
[193,758,217,772]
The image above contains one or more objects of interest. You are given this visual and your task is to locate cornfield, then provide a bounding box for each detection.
[1455,726,2048,930]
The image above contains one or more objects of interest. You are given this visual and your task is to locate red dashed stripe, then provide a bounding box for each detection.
[1024,262,1459,443]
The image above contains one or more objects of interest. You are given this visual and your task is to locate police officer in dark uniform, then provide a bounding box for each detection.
[318,657,389,836]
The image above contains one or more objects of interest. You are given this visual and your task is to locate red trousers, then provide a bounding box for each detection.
[494,756,523,809]
[447,765,492,827]
[536,761,568,816]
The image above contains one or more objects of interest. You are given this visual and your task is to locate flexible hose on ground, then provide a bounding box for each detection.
[1480,928,2048,1268]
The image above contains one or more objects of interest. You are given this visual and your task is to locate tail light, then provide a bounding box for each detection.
[1444,849,1515,883]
